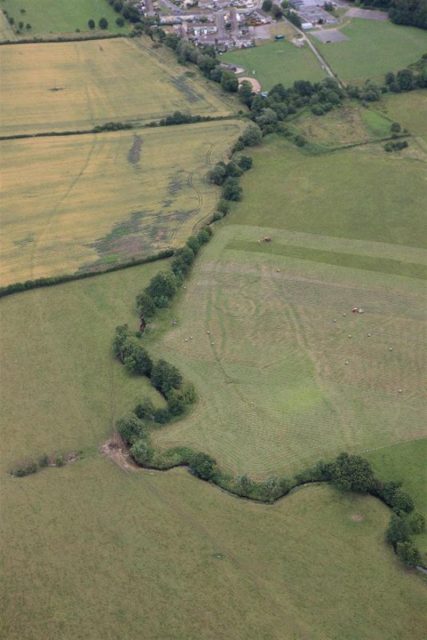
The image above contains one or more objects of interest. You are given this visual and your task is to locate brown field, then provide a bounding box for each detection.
[0,120,244,285]
[0,38,237,135]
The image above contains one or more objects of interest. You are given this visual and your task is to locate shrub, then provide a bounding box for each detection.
[409,512,425,534]
[152,408,171,424]
[146,272,178,307]
[386,514,411,547]
[112,324,130,360]
[130,439,154,465]
[10,460,38,478]
[136,292,156,319]
[123,341,153,376]
[151,359,182,396]
[236,155,253,171]
[186,235,201,254]
[55,454,64,467]
[222,177,242,201]
[134,398,155,421]
[88,19,95,29]
[99,17,109,29]
[329,453,376,493]
[217,199,231,215]
[196,228,211,245]
[38,454,49,468]
[396,541,421,567]
[240,124,262,147]
[189,452,217,480]
[116,413,146,445]
[116,17,125,27]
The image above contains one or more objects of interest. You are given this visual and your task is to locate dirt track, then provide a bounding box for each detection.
[238,76,262,93]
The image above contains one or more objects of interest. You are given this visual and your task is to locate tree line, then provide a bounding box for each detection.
[348,0,427,29]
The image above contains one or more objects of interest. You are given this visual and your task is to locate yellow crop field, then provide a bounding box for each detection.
[0,38,237,135]
[0,120,244,285]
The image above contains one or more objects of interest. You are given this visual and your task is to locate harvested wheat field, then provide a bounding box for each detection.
[0,38,237,135]
[0,120,244,285]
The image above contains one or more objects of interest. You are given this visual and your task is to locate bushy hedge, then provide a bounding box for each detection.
[0,249,173,300]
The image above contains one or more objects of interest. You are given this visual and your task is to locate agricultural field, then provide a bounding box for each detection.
[0,261,164,475]
[0,38,237,136]
[0,119,244,285]
[292,102,393,149]
[0,0,127,36]
[0,7,16,39]
[367,438,427,560]
[2,457,426,639]
[149,223,427,477]
[381,90,427,142]
[2,253,425,638]
[222,40,326,90]
[313,18,427,83]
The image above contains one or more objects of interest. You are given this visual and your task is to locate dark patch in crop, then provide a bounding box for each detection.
[128,134,143,165]
[14,234,34,247]
[79,208,196,274]
[170,74,204,104]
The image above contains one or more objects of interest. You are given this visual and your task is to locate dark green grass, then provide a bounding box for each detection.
[228,240,427,280]
[231,136,427,249]
[0,0,128,35]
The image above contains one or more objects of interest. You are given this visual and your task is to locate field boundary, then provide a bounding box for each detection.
[0,33,124,46]
[0,249,174,299]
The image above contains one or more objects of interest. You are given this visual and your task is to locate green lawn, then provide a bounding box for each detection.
[222,40,326,90]
[0,0,128,35]
[1,459,426,640]
[313,19,427,83]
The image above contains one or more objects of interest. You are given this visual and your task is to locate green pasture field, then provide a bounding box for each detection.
[0,8,16,39]
[222,40,326,90]
[0,120,243,285]
[313,19,427,83]
[0,0,127,35]
[1,459,426,640]
[231,136,427,248]
[381,90,427,142]
[0,38,237,135]
[0,261,164,475]
[367,438,427,560]
[293,102,393,149]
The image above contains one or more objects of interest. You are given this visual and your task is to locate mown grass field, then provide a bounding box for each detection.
[1,459,426,640]
[222,40,325,90]
[0,0,127,35]
[0,38,237,135]
[150,223,427,477]
[0,120,243,285]
[313,18,427,83]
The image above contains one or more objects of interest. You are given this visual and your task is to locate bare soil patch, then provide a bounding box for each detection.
[312,29,349,44]
[101,433,139,472]
[238,76,262,93]
[351,513,365,522]
[346,8,388,20]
